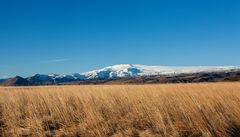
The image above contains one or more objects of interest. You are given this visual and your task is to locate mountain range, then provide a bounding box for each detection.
[1,64,240,86]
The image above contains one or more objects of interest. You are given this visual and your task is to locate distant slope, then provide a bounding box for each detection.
[105,71,240,84]
[2,76,30,86]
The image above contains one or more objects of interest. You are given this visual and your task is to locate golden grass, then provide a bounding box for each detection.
[0,82,240,137]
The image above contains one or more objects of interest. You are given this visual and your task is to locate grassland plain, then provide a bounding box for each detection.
[0,83,240,137]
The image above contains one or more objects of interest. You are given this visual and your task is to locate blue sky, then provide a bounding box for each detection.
[0,0,240,78]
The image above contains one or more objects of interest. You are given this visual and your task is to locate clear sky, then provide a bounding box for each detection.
[0,0,240,78]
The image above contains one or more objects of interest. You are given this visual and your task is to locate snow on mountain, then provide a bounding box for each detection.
[82,64,141,79]
[80,64,239,79]
[31,64,239,81]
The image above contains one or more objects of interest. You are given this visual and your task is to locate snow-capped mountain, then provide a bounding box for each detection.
[80,64,239,79]
[29,64,239,81]
[2,64,240,86]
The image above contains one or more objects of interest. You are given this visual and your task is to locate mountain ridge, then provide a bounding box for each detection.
[1,64,240,86]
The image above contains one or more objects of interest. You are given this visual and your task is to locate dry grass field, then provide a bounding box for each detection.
[0,83,240,137]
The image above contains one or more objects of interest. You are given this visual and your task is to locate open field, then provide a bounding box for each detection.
[0,83,240,137]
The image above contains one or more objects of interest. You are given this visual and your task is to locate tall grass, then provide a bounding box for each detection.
[0,82,240,137]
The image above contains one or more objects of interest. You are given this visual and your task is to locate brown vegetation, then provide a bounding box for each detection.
[0,82,240,137]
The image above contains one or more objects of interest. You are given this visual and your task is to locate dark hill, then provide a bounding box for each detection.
[0,79,6,84]
[2,76,30,86]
